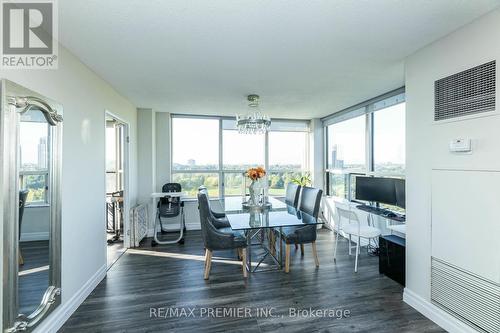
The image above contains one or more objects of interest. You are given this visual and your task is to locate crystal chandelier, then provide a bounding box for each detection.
[236,94,271,134]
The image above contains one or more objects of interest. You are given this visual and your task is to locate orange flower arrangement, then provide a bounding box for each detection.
[245,166,266,181]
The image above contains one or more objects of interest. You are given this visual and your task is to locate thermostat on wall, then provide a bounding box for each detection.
[449,138,472,153]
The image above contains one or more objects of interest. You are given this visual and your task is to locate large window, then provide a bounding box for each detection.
[326,115,366,171]
[19,120,49,205]
[171,116,310,198]
[373,103,405,174]
[171,117,220,196]
[268,131,308,196]
[326,115,366,198]
[172,118,219,170]
[222,125,265,196]
[324,89,405,199]
[223,129,265,170]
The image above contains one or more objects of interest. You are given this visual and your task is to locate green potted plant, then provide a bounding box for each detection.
[290,172,312,187]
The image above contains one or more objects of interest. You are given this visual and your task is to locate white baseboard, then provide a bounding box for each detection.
[403,288,479,333]
[34,264,107,333]
[20,232,49,242]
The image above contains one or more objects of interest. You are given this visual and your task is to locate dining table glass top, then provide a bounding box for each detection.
[219,196,324,231]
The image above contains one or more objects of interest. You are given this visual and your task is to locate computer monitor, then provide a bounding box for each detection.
[355,176,405,208]
[394,178,405,209]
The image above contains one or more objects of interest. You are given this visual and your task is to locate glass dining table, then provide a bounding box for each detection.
[219,196,324,273]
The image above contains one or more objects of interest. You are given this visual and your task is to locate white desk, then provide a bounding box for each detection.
[387,224,406,235]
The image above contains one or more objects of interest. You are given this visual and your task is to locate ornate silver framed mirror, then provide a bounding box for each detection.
[1,80,62,332]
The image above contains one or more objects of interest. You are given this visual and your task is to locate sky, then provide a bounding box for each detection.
[20,122,47,166]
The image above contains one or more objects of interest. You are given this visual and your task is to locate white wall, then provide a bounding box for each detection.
[0,45,138,332]
[155,112,171,192]
[137,108,156,235]
[404,8,500,332]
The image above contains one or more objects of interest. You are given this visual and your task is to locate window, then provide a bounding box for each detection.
[173,173,219,197]
[172,118,219,170]
[326,115,366,198]
[106,122,125,193]
[268,131,308,196]
[373,103,405,174]
[171,117,220,196]
[223,129,265,170]
[171,116,310,198]
[222,126,265,197]
[323,89,406,199]
[19,120,49,205]
[327,115,366,171]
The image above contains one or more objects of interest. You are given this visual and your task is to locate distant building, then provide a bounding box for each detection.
[331,145,344,169]
[188,159,196,167]
[38,137,47,169]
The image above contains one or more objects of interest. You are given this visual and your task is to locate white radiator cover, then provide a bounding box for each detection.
[130,203,148,247]
[431,164,500,333]
[431,258,500,333]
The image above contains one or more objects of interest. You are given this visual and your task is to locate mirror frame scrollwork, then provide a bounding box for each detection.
[1,80,63,333]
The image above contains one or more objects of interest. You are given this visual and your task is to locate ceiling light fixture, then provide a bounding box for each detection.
[236,94,271,134]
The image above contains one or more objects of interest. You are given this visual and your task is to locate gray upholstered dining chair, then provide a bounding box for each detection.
[279,186,323,273]
[270,183,302,255]
[197,186,231,229]
[285,183,301,208]
[197,191,247,279]
[18,190,29,265]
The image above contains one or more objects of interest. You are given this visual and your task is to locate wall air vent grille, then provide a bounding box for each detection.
[434,60,496,121]
[431,258,500,333]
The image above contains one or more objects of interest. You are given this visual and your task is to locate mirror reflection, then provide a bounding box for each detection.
[18,108,51,316]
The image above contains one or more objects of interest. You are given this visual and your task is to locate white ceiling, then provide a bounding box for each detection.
[59,0,500,119]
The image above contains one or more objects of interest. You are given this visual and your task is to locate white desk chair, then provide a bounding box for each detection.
[334,207,381,272]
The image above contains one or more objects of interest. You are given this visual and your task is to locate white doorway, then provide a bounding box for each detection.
[105,111,130,269]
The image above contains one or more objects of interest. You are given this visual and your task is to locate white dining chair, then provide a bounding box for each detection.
[334,206,381,272]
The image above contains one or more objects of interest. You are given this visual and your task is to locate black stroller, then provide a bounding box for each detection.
[152,183,185,246]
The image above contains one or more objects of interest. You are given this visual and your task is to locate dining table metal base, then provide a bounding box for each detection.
[245,227,283,273]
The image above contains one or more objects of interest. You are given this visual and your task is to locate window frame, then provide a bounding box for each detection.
[322,88,406,199]
[170,115,310,198]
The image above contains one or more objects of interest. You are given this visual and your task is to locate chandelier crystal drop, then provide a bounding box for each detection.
[236,94,271,134]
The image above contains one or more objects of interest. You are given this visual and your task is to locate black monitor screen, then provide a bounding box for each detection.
[355,176,403,207]
[394,178,406,209]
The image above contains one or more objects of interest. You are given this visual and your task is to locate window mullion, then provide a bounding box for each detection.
[264,130,269,174]
[366,112,374,173]
[219,118,223,198]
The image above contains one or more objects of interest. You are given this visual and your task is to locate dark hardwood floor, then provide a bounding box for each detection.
[19,240,50,315]
[107,233,126,269]
[60,229,444,333]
